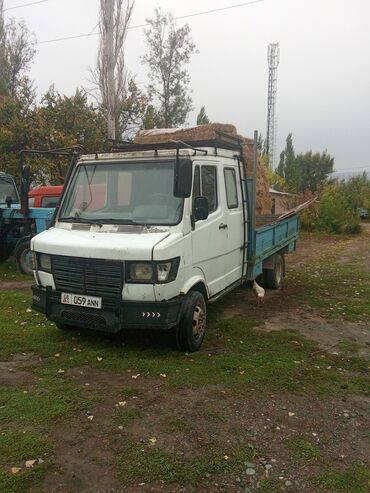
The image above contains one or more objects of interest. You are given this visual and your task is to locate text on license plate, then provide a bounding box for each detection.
[61,293,102,309]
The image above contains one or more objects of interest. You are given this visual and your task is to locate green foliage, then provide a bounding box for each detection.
[143,8,197,127]
[196,106,210,125]
[277,134,334,193]
[277,134,300,192]
[296,150,334,192]
[0,86,106,183]
[317,181,361,234]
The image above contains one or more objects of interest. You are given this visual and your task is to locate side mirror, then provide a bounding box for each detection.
[193,196,209,221]
[174,159,192,198]
[5,196,13,208]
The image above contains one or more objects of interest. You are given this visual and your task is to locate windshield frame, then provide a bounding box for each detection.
[57,159,186,227]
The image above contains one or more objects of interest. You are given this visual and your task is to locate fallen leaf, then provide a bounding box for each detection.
[160,373,166,378]
[132,374,140,379]
[11,467,21,474]
[57,369,65,374]
[288,412,296,417]
[149,437,156,444]
[25,460,37,468]
[26,308,32,313]
[87,415,94,421]
[223,455,229,460]
[118,401,127,407]
[97,357,103,362]
[239,371,245,375]
[54,353,60,358]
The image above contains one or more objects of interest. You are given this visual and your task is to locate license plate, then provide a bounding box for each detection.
[61,293,102,309]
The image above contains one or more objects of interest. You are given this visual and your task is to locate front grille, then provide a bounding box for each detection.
[61,310,107,328]
[52,255,123,298]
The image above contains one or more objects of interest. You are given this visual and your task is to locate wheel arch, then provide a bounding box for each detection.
[180,272,209,301]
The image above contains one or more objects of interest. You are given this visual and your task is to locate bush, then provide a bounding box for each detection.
[316,182,361,234]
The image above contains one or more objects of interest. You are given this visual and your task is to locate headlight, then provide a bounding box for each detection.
[126,258,180,284]
[38,253,52,273]
[157,262,172,282]
[127,263,154,282]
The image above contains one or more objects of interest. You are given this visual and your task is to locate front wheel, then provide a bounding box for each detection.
[15,241,33,276]
[176,291,207,352]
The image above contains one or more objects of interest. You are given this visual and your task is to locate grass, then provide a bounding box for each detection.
[287,435,321,461]
[118,440,251,485]
[286,237,370,322]
[0,230,369,491]
[313,464,370,493]
[0,259,30,282]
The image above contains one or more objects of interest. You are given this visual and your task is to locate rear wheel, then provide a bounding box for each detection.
[176,291,207,352]
[263,253,284,289]
[15,241,33,276]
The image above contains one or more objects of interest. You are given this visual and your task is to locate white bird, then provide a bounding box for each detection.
[253,280,265,303]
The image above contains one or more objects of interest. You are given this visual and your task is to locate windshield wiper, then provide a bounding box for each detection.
[59,216,103,227]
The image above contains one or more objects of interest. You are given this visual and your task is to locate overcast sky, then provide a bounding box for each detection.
[3,0,370,172]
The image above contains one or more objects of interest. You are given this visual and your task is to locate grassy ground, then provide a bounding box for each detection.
[0,231,369,492]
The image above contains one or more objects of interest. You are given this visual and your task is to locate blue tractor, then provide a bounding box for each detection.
[0,170,54,275]
[0,148,79,275]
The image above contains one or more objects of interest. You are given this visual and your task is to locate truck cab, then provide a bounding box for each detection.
[31,138,299,351]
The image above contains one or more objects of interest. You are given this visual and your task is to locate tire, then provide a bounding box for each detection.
[263,253,284,289]
[176,291,207,352]
[15,241,33,276]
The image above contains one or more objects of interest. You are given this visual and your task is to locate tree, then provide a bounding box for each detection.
[31,87,106,183]
[142,8,197,127]
[196,106,210,125]
[95,0,135,140]
[296,150,334,192]
[277,134,300,192]
[0,18,35,97]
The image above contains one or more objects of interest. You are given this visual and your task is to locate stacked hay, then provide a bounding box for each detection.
[134,124,272,215]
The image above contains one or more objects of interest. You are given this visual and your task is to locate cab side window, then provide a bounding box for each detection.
[201,166,217,213]
[224,168,238,209]
[192,165,218,214]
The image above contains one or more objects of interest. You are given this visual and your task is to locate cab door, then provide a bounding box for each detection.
[221,166,244,287]
[191,163,230,297]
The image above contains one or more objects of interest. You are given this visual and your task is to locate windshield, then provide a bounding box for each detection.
[58,161,184,226]
[0,176,19,204]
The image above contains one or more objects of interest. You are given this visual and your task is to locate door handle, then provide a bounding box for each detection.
[219,223,228,230]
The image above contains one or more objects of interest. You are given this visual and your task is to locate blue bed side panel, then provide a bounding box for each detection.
[247,215,300,279]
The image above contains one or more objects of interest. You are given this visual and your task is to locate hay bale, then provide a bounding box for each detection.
[134,123,238,144]
[134,124,272,216]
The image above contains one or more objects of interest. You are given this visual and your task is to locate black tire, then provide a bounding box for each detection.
[176,291,207,352]
[263,253,284,289]
[15,241,33,276]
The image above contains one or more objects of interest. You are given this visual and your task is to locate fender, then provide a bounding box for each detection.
[180,268,209,299]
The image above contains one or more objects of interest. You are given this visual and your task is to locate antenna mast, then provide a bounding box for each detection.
[265,43,280,168]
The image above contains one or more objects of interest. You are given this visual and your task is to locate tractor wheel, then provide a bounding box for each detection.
[15,241,33,276]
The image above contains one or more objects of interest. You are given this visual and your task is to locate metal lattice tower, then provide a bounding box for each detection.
[265,43,280,168]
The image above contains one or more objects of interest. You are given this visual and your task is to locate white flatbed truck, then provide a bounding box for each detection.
[31,133,299,351]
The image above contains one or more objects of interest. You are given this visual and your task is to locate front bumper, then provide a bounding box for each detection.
[32,285,184,333]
